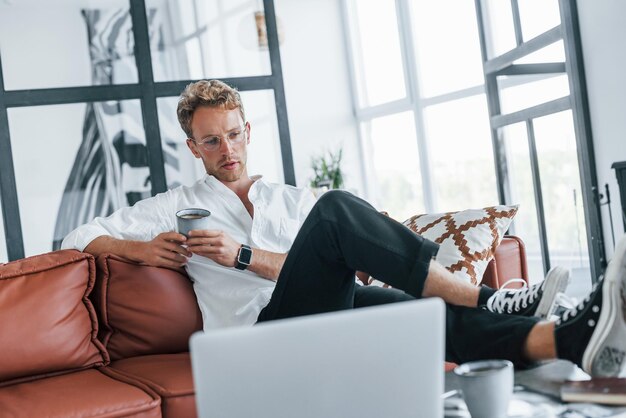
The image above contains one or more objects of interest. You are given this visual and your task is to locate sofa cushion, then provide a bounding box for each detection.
[402,205,518,285]
[95,254,203,360]
[0,368,161,418]
[0,250,108,386]
[111,353,196,418]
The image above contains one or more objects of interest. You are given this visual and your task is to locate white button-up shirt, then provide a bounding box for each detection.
[61,174,317,330]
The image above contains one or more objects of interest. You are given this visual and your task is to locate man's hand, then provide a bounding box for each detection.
[186,230,240,268]
[185,229,286,280]
[356,270,371,285]
[83,233,191,269]
[134,231,191,268]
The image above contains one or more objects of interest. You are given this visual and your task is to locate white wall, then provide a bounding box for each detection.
[275,0,363,195]
[577,0,626,258]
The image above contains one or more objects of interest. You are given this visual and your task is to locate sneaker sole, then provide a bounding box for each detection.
[582,237,626,376]
[533,266,570,319]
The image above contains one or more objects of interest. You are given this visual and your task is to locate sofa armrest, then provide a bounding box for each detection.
[481,235,528,289]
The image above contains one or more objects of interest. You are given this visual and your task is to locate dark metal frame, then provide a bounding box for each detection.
[0,0,294,261]
[526,119,551,273]
[475,0,606,281]
[483,26,563,74]
[559,0,607,277]
[474,0,510,209]
[0,54,23,262]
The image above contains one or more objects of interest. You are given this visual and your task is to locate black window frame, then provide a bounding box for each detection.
[475,0,606,281]
[0,0,294,261]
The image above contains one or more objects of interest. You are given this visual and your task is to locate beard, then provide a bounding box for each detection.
[214,162,245,182]
[206,154,247,183]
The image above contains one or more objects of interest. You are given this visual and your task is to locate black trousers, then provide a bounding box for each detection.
[257,190,539,367]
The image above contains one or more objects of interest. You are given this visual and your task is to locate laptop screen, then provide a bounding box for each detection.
[190,298,445,418]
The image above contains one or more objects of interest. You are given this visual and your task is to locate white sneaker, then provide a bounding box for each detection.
[485,266,571,318]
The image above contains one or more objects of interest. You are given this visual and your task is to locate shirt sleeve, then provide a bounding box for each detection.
[60,191,176,251]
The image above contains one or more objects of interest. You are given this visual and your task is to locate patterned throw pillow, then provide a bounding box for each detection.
[367,205,518,287]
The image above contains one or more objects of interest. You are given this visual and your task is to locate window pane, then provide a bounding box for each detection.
[158,90,284,188]
[514,40,566,64]
[8,100,149,257]
[500,123,544,284]
[347,0,407,107]
[362,112,424,221]
[0,195,6,263]
[482,0,517,58]
[410,0,484,97]
[147,0,271,81]
[534,110,591,284]
[423,94,498,212]
[517,0,561,42]
[0,3,138,90]
[498,74,570,115]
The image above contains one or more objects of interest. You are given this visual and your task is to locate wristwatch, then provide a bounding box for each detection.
[235,244,253,270]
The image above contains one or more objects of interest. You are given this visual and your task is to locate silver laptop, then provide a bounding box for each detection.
[190,298,445,418]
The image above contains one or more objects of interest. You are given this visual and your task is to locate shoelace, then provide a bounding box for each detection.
[487,278,537,314]
[556,282,599,325]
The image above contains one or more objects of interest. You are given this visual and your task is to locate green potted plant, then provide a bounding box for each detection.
[310,148,344,190]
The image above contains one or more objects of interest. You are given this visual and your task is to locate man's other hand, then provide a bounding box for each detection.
[186,230,240,268]
[136,231,191,268]
[356,271,371,285]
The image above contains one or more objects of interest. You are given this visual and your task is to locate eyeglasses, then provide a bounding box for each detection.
[191,125,247,151]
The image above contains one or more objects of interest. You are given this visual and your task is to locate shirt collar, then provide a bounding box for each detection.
[203,174,265,200]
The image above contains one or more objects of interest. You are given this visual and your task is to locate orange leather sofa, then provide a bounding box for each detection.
[0,236,528,418]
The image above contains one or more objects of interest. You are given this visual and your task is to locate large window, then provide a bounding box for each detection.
[344,0,498,222]
[0,0,292,260]
[478,0,603,288]
[343,0,604,287]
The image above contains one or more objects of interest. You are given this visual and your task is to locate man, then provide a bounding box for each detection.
[62,79,626,377]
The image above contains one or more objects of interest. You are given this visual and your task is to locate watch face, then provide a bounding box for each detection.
[238,246,252,265]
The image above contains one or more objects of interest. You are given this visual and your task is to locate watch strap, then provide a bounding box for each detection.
[235,244,252,270]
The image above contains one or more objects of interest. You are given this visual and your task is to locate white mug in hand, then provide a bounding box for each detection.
[176,208,211,237]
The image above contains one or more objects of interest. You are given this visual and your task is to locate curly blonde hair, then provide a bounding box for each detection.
[177,79,246,138]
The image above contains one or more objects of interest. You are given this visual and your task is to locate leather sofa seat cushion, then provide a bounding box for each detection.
[111,353,197,418]
[0,368,161,418]
[95,254,203,360]
[0,250,108,386]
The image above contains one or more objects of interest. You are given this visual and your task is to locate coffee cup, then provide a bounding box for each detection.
[453,359,513,418]
[176,208,211,237]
